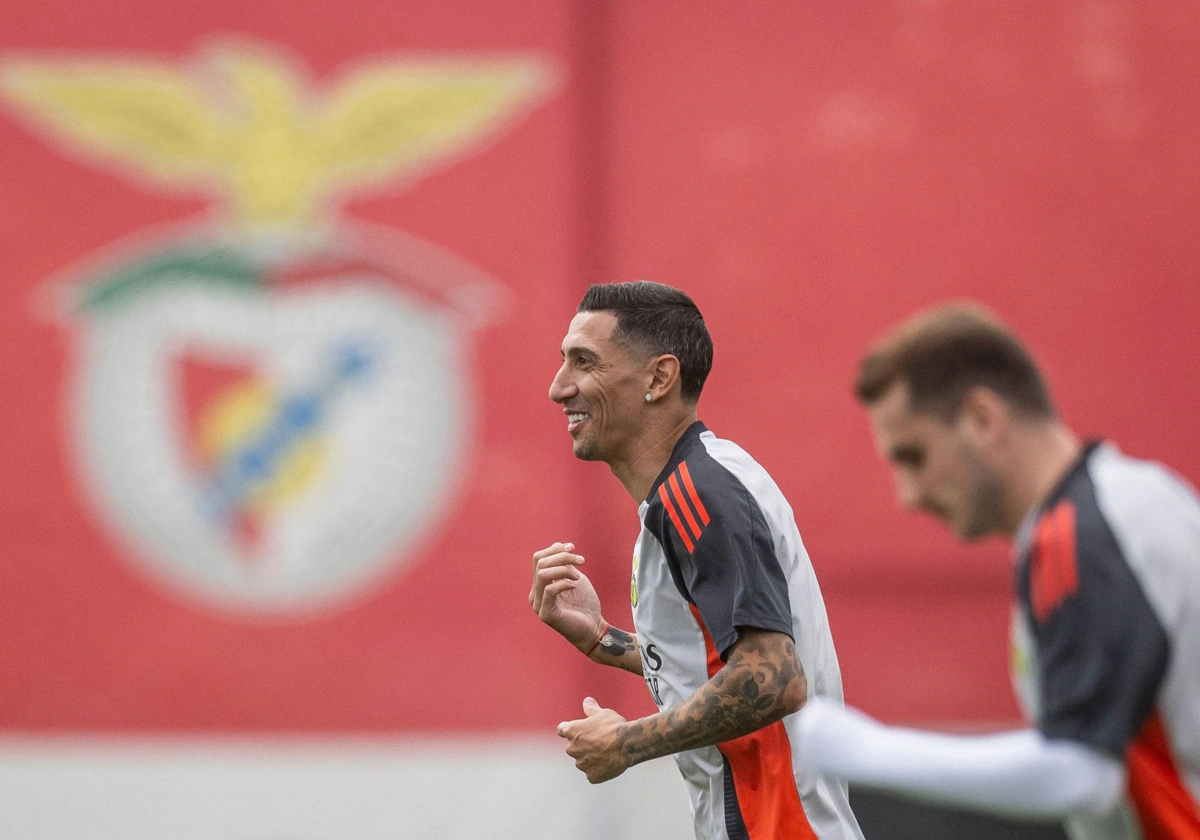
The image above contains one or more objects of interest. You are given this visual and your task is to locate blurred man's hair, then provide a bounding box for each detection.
[855,302,1055,421]
[578,281,713,403]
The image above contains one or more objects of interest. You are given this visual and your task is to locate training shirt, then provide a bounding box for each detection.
[631,422,863,840]
[1011,442,1200,839]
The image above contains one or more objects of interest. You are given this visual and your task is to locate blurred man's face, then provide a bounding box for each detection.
[865,381,1005,541]
[548,311,650,464]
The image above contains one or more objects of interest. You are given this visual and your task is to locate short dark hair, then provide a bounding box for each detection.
[578,281,713,403]
[855,302,1054,420]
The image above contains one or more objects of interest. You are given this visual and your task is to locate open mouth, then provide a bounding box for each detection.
[566,412,590,433]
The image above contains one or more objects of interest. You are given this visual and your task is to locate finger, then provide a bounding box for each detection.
[540,547,585,568]
[539,579,579,616]
[582,696,602,717]
[533,543,566,564]
[540,578,578,609]
[532,542,575,569]
[543,578,580,596]
[531,562,581,613]
[536,565,581,587]
[534,551,585,575]
[557,720,573,738]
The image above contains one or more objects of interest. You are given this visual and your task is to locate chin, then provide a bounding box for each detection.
[572,439,601,461]
[953,516,999,542]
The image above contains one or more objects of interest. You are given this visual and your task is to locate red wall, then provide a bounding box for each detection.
[599,0,1200,724]
[1,0,1197,735]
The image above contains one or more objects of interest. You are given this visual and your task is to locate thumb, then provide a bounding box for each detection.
[582,696,602,717]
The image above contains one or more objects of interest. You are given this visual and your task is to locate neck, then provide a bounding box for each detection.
[999,420,1083,536]
[611,412,698,502]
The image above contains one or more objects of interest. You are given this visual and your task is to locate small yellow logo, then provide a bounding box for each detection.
[630,554,639,608]
[1010,639,1029,678]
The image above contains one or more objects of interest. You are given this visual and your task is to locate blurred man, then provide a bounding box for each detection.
[531,281,863,840]
[794,303,1200,838]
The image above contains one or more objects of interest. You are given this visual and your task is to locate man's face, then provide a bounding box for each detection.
[549,310,650,463]
[865,382,1005,541]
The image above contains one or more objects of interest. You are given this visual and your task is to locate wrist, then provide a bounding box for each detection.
[584,621,611,657]
[616,720,637,769]
[615,715,658,768]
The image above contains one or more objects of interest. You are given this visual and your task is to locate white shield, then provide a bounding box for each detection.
[65,227,491,618]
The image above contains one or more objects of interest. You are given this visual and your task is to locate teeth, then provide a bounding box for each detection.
[568,413,588,423]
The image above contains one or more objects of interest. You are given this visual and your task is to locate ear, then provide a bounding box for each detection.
[958,386,1010,446]
[646,354,681,401]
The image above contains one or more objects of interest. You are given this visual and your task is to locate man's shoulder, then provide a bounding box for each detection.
[1086,443,1200,521]
[693,430,790,510]
[643,431,766,549]
[1044,442,1200,561]
[1031,443,1161,549]
[1022,442,1200,625]
[1084,443,1200,624]
[672,430,771,511]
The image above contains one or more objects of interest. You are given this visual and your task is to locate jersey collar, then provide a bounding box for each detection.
[643,420,708,505]
[1013,438,1106,555]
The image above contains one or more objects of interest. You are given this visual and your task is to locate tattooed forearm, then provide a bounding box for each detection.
[589,626,644,675]
[616,630,806,767]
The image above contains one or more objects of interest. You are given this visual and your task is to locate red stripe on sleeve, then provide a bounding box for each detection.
[1054,503,1078,599]
[1031,501,1078,622]
[1127,710,1200,839]
[669,472,704,540]
[679,461,711,525]
[1031,530,1052,621]
[659,484,695,552]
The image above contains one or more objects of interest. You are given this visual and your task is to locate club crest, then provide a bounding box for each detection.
[2,41,555,617]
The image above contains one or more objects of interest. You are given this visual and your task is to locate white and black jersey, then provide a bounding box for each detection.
[631,422,863,840]
[1011,442,1200,839]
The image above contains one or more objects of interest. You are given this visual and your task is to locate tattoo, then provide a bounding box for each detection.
[598,627,636,658]
[590,626,643,675]
[616,631,805,767]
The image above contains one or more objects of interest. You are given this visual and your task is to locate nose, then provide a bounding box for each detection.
[548,362,577,404]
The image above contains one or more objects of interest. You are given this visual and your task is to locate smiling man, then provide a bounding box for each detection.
[530,281,863,840]
[794,303,1200,839]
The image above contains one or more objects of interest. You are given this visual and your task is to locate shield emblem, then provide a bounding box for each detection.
[2,42,554,616]
[69,225,496,615]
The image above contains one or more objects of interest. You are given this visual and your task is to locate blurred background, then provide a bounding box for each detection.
[1,2,1198,838]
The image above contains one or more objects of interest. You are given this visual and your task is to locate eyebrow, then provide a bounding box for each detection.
[561,345,598,360]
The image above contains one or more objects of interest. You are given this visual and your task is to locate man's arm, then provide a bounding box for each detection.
[530,542,642,676]
[793,697,1125,820]
[558,628,805,783]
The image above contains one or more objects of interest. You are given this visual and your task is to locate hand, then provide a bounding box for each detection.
[530,542,605,652]
[557,697,630,784]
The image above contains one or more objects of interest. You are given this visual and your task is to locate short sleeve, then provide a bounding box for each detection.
[656,459,794,659]
[1021,498,1170,757]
